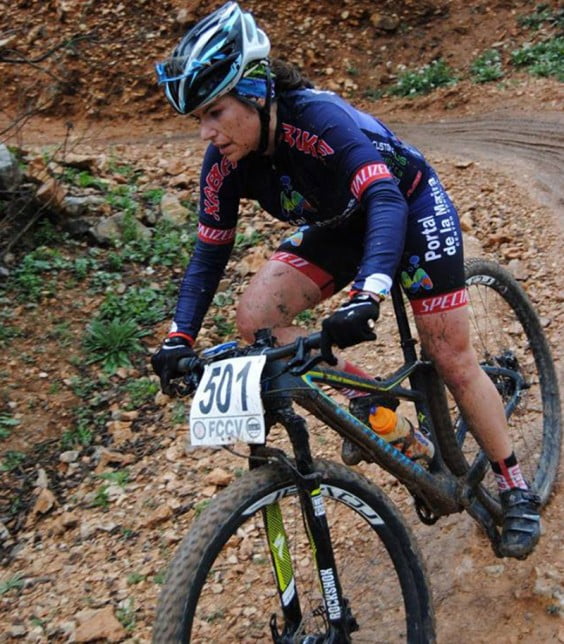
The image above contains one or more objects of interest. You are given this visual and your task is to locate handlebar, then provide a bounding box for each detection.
[177,330,323,376]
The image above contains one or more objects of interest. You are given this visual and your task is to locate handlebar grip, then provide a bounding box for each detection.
[177,356,203,374]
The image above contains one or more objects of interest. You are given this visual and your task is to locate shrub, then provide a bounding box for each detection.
[511,37,564,81]
[84,318,146,374]
[517,4,564,30]
[388,60,458,97]
[471,49,505,83]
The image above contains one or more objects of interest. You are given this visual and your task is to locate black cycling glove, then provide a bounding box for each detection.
[321,293,380,365]
[151,336,196,395]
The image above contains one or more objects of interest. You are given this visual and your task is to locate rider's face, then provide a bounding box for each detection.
[194,95,261,162]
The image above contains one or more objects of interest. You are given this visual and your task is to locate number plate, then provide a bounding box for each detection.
[189,355,266,446]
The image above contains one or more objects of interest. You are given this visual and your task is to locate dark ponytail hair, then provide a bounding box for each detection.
[271,58,314,92]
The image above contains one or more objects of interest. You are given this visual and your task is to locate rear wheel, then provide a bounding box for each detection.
[153,459,435,643]
[440,258,561,510]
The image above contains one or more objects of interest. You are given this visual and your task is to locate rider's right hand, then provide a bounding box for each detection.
[320,293,380,364]
[151,336,196,395]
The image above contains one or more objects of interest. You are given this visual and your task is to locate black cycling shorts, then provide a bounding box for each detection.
[273,170,467,316]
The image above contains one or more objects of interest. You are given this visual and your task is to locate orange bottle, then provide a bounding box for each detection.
[368,405,435,463]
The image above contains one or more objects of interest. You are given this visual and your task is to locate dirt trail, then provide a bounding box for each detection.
[2,109,562,643]
[370,109,564,644]
[393,110,564,229]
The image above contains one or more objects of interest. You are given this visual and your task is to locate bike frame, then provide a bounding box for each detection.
[181,282,529,639]
[245,282,519,639]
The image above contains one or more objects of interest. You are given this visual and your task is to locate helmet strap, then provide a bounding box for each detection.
[256,64,273,155]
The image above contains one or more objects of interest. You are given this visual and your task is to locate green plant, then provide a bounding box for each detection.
[127,572,146,585]
[296,309,315,326]
[123,378,160,408]
[92,485,110,508]
[29,616,47,632]
[153,568,167,585]
[517,4,564,30]
[362,87,385,100]
[121,210,144,243]
[388,59,458,97]
[88,269,122,292]
[1,450,26,472]
[106,252,124,271]
[47,321,74,346]
[171,401,187,425]
[0,573,25,595]
[106,186,138,219]
[108,159,139,181]
[212,291,234,307]
[72,256,98,280]
[114,217,196,267]
[63,168,106,191]
[32,219,60,245]
[0,414,20,440]
[205,609,226,623]
[471,49,504,83]
[48,382,61,395]
[97,469,130,487]
[194,499,211,517]
[84,318,146,374]
[234,230,263,250]
[120,527,137,540]
[98,287,167,326]
[116,598,136,631]
[68,376,98,399]
[511,37,564,80]
[142,187,166,204]
[0,321,23,346]
[61,419,94,449]
[212,314,235,337]
[9,247,70,301]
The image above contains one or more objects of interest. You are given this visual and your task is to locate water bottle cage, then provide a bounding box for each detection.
[388,424,416,455]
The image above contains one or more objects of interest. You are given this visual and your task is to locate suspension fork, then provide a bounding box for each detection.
[253,406,356,641]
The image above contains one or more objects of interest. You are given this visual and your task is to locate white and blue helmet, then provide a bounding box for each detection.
[156,2,271,115]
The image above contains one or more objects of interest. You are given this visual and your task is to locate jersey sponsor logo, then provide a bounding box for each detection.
[350,162,392,200]
[280,175,316,222]
[400,255,433,294]
[417,178,460,262]
[203,156,237,220]
[281,123,335,158]
[284,230,304,247]
[411,288,469,315]
[197,223,236,245]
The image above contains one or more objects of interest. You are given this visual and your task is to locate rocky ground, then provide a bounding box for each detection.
[0,108,562,643]
[0,0,563,642]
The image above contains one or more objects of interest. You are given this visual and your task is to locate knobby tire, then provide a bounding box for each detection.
[153,459,435,643]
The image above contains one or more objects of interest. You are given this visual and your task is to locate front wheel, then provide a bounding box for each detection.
[443,258,561,509]
[153,459,435,643]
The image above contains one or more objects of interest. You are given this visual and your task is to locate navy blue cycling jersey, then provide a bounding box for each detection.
[173,88,433,341]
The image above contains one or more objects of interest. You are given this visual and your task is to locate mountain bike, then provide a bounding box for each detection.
[152,258,561,643]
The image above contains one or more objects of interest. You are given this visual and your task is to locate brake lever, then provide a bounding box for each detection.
[289,353,325,376]
[287,336,307,367]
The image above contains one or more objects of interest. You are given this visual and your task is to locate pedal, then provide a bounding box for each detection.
[414,496,440,525]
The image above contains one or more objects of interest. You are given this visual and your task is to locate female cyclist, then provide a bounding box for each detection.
[151,1,540,558]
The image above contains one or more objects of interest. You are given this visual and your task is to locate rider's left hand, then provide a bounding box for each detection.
[321,293,380,364]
